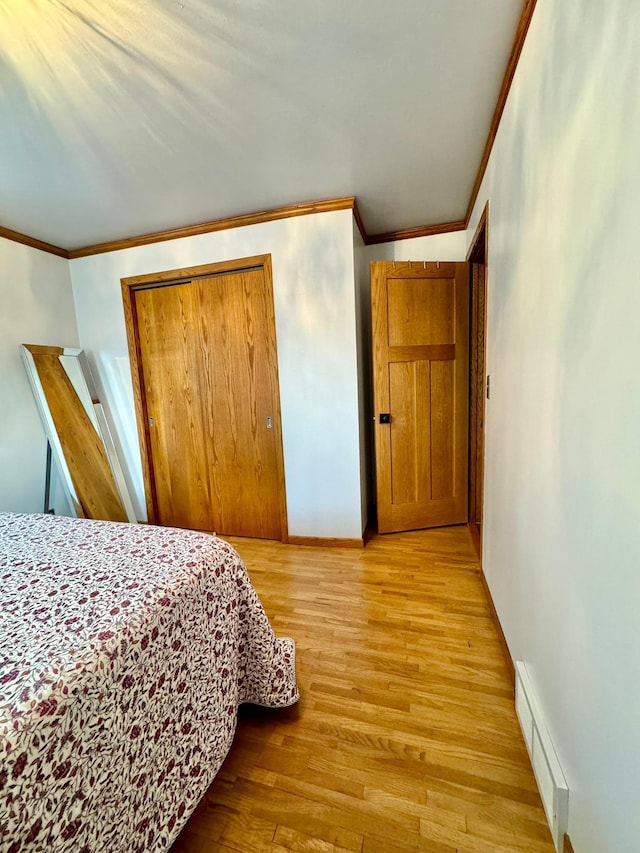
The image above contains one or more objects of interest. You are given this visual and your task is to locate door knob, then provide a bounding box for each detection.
[379,413,391,424]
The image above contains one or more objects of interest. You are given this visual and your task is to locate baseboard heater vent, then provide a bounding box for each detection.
[515,661,569,852]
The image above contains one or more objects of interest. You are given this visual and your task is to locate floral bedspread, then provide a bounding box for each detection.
[0,512,298,853]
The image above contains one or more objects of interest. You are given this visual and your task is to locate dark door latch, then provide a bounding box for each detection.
[379,413,391,424]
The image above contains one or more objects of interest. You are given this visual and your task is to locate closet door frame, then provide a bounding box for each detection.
[121,254,288,539]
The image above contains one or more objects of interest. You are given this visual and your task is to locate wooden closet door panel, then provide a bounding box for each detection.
[135,283,215,531]
[195,268,283,539]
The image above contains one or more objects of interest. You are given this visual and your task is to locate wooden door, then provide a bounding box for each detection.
[129,257,287,540]
[371,262,469,533]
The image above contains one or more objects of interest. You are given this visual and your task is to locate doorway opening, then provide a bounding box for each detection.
[467,204,489,560]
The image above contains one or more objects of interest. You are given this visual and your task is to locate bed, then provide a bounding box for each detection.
[0,512,298,852]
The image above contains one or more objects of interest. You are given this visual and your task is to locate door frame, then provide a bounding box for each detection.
[466,203,489,560]
[121,254,289,540]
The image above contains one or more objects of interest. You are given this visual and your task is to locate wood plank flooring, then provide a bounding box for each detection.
[171,526,553,853]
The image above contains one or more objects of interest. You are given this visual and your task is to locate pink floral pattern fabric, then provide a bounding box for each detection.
[0,512,298,852]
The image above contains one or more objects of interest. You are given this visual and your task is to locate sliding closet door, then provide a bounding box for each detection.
[130,257,287,539]
[135,282,215,531]
[193,267,285,539]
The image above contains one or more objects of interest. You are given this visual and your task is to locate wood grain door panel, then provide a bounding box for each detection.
[135,282,215,531]
[387,278,454,345]
[372,262,469,533]
[388,360,430,505]
[194,269,284,539]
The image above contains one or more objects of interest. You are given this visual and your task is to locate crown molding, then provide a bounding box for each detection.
[0,225,68,259]
[352,199,367,244]
[465,0,539,224]
[366,219,466,246]
[67,197,358,259]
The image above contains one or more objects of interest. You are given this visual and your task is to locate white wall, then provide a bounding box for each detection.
[69,208,365,539]
[468,1,640,850]
[0,237,79,513]
[365,229,466,264]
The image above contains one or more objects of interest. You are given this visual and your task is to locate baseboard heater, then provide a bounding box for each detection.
[515,661,569,852]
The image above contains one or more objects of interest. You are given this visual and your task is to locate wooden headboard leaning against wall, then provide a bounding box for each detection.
[21,344,137,523]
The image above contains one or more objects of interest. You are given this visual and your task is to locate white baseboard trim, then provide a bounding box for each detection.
[515,661,569,852]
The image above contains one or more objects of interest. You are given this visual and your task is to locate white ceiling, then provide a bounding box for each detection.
[0,0,523,250]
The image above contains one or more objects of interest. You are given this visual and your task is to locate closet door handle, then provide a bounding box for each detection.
[379,413,391,424]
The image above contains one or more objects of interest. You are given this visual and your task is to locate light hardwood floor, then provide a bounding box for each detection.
[171,526,554,853]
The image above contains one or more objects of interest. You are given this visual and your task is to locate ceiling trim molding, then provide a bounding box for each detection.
[0,225,69,259]
[67,197,358,259]
[464,0,539,224]
[466,201,489,262]
[366,219,466,246]
[352,199,367,244]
